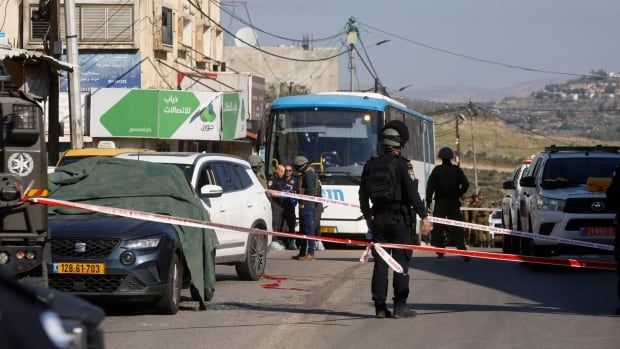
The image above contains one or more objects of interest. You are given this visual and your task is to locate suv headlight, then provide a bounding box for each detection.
[122,236,162,249]
[536,196,565,211]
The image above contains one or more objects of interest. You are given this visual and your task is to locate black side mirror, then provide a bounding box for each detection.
[519,176,536,187]
[502,180,515,190]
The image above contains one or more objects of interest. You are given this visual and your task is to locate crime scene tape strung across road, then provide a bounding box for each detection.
[29,197,616,271]
[29,197,403,273]
[459,207,499,212]
[268,190,615,252]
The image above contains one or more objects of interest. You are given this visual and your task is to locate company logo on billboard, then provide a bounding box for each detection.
[189,101,216,123]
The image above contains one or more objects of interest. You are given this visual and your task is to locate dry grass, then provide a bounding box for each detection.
[433,115,620,167]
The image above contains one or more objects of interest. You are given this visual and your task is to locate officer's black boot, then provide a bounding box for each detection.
[375,304,392,319]
[392,303,416,318]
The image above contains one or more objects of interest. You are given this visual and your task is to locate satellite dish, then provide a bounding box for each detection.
[234,27,258,47]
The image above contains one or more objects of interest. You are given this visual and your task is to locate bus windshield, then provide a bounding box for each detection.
[269,108,380,185]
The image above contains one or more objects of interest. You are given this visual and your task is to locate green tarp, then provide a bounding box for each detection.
[48,157,218,302]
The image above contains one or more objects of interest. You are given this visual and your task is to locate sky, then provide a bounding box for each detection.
[221,0,620,101]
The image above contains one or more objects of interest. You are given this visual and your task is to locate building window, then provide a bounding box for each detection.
[162,7,173,46]
[30,4,133,44]
[30,7,51,41]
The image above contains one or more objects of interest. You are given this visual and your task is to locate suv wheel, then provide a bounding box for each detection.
[155,253,182,314]
[235,233,267,281]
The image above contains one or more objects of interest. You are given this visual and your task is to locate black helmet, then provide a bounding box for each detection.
[381,128,402,147]
[293,155,309,171]
[383,120,409,144]
[438,147,454,160]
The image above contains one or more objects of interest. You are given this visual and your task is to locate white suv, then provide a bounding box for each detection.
[117,152,272,280]
[517,146,620,257]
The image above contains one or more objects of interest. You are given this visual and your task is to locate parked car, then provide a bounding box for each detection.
[516,145,620,257]
[48,158,219,315]
[49,215,187,314]
[0,271,105,349]
[488,210,503,247]
[116,152,272,280]
[500,159,531,253]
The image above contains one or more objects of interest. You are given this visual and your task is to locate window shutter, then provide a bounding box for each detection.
[81,6,107,41]
[30,8,51,41]
[107,6,133,42]
[59,6,82,40]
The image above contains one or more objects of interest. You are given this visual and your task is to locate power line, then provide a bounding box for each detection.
[358,21,616,80]
[358,35,381,86]
[213,0,346,43]
[240,2,281,81]
[187,0,350,63]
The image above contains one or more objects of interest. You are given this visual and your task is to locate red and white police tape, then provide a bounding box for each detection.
[29,196,616,272]
[268,190,615,252]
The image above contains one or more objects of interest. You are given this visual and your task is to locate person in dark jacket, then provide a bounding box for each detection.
[268,164,288,250]
[292,155,319,260]
[282,165,299,250]
[605,164,620,314]
[426,147,471,261]
[359,123,431,319]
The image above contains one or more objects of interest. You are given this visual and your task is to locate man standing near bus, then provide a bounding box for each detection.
[292,155,319,261]
[426,147,471,261]
[359,122,431,319]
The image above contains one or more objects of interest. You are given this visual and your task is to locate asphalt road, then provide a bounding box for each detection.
[101,248,619,349]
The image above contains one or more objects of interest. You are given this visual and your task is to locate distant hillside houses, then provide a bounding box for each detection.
[532,70,619,102]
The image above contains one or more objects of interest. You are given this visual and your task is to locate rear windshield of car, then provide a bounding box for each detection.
[542,157,620,188]
[171,164,195,182]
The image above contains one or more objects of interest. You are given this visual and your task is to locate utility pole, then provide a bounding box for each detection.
[469,101,479,195]
[346,17,358,92]
[46,0,60,164]
[455,113,466,167]
[65,0,83,148]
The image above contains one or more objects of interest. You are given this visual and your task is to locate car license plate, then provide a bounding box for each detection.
[582,227,616,236]
[53,262,105,275]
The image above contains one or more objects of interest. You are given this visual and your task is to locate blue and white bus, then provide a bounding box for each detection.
[265,92,435,239]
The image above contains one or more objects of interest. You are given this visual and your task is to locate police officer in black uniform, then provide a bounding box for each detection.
[359,123,431,319]
[426,147,470,261]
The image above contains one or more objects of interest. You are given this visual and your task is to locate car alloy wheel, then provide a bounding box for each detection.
[235,233,267,281]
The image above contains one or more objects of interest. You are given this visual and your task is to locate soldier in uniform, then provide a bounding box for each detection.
[248,154,268,188]
[426,147,471,261]
[359,122,431,319]
[466,194,490,247]
[292,155,319,260]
